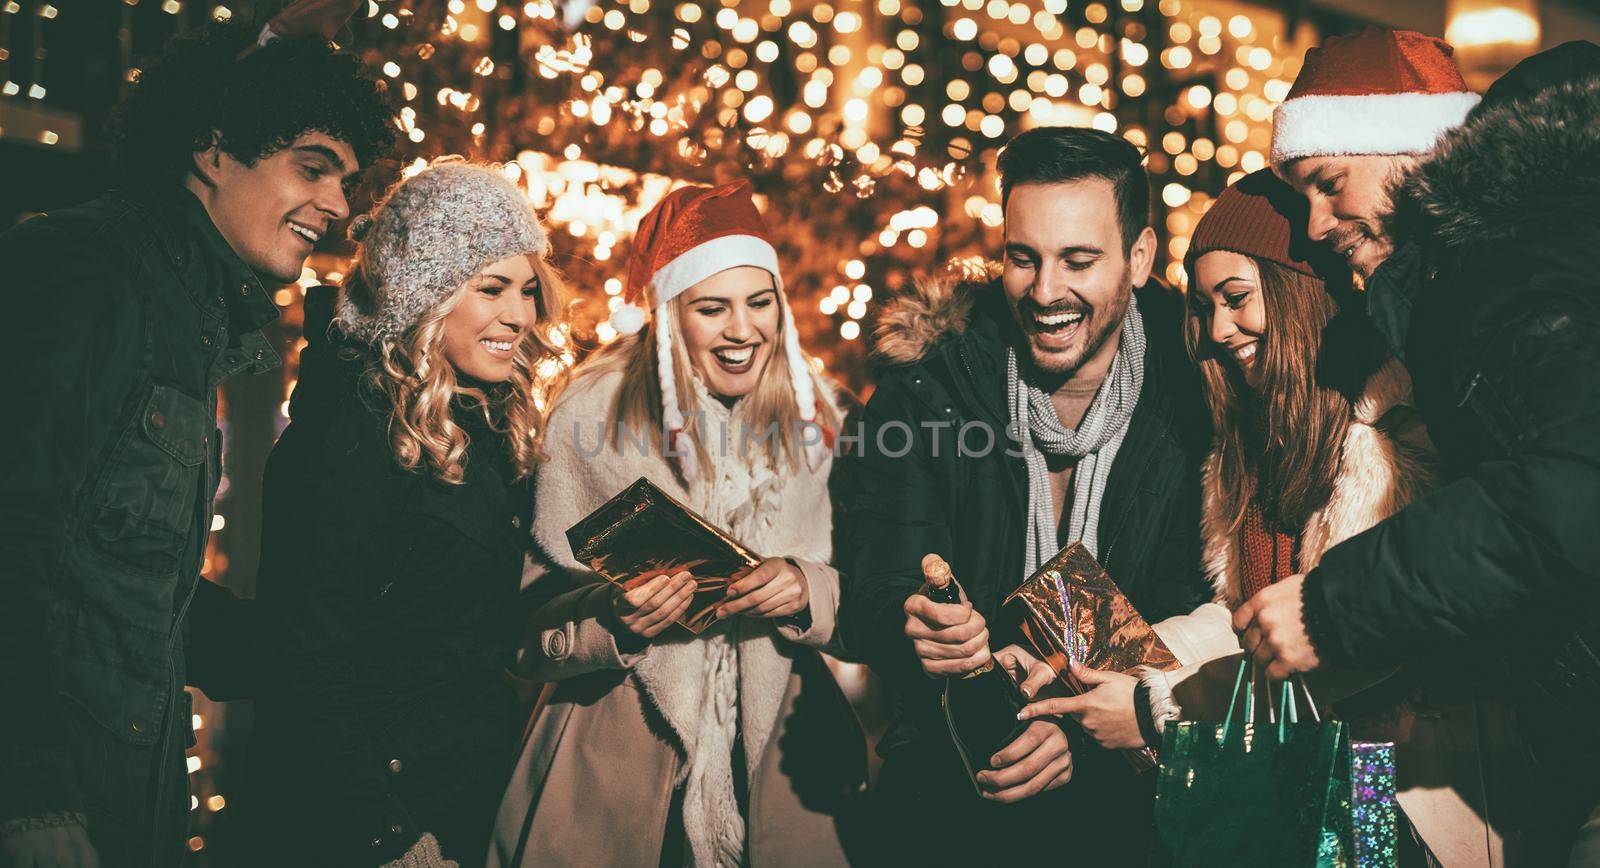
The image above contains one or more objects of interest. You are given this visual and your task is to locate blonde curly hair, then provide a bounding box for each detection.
[355,254,571,485]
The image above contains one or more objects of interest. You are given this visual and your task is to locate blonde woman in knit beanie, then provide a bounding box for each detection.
[229,159,569,868]
[488,181,860,868]
[1012,170,1525,865]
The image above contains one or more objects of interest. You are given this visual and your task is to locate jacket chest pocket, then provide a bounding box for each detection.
[86,383,210,576]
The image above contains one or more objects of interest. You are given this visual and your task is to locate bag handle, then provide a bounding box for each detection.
[1221,659,1326,742]
[1275,675,1327,738]
[1278,679,1295,739]
[1295,676,1322,721]
[1219,657,1255,742]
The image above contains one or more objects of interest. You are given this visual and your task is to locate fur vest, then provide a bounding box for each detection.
[1204,358,1438,607]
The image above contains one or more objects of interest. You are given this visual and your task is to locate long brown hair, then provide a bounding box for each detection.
[1183,257,1383,532]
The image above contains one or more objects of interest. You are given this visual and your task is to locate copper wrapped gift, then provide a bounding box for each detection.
[566,477,761,634]
[1003,542,1179,771]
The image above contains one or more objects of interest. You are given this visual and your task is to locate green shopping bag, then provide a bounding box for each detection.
[1153,661,1354,867]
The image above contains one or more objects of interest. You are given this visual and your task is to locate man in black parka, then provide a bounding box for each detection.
[837,128,1212,862]
[1237,32,1600,862]
[0,16,391,867]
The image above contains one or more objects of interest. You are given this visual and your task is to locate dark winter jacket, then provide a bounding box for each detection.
[836,267,1212,859]
[0,186,276,865]
[232,287,531,867]
[1304,47,1600,762]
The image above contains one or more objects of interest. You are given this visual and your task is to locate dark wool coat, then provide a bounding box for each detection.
[835,267,1212,863]
[228,287,532,868]
[1304,49,1600,769]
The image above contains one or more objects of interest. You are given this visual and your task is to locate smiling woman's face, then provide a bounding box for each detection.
[1191,249,1268,389]
[440,253,540,383]
[676,265,781,400]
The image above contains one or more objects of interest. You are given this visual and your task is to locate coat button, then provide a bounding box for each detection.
[511,515,522,530]
[253,349,265,361]
[387,758,403,774]
[239,282,252,296]
[370,837,383,849]
[389,824,403,836]
[200,334,212,347]
[544,630,568,660]
[130,718,146,734]
[149,410,166,430]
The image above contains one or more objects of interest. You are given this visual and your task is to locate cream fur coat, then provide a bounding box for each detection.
[487,364,856,868]
[1143,360,1525,867]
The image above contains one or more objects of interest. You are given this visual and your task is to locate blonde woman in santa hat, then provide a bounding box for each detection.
[488,181,858,868]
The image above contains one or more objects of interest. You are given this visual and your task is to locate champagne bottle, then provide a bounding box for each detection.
[920,553,993,676]
[924,553,1023,791]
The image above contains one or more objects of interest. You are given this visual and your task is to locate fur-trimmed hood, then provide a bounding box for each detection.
[1399,65,1600,248]
[1202,359,1439,606]
[871,260,999,365]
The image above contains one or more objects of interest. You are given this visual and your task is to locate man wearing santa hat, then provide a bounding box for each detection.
[1236,28,1600,861]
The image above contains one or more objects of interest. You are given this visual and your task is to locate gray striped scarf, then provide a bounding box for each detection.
[1008,295,1146,578]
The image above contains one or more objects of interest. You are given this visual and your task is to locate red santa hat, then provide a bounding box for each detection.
[1271,28,1480,167]
[610,180,826,484]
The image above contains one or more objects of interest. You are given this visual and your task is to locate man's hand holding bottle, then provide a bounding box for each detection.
[903,554,1073,802]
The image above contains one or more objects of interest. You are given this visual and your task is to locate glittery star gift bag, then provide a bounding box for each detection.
[1153,661,1399,867]
[1348,741,1399,866]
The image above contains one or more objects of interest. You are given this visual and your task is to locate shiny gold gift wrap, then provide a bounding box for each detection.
[1003,542,1179,771]
[566,477,762,634]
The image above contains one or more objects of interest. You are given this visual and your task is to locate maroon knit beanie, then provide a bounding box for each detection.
[1185,169,1345,284]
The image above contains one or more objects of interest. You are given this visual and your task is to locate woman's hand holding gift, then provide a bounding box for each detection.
[717,557,809,619]
[611,570,696,639]
[1000,644,1147,750]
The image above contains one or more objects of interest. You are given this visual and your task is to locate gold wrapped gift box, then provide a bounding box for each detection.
[1004,542,1180,771]
[566,477,762,634]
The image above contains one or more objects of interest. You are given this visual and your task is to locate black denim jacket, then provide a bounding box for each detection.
[0,185,279,844]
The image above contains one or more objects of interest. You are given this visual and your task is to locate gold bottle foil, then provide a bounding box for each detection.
[1003,542,1180,771]
[566,477,762,634]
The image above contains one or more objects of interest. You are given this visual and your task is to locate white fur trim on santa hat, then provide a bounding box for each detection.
[1270,91,1480,167]
[650,234,781,306]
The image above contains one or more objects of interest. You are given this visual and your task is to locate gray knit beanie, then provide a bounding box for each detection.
[336,158,550,344]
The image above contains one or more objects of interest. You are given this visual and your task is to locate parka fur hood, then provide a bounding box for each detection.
[1397,69,1600,248]
[871,260,999,366]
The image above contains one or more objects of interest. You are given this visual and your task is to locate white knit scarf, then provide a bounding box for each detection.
[634,375,790,867]
[1007,295,1146,578]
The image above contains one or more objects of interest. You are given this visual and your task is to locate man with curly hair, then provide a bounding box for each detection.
[0,10,393,867]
